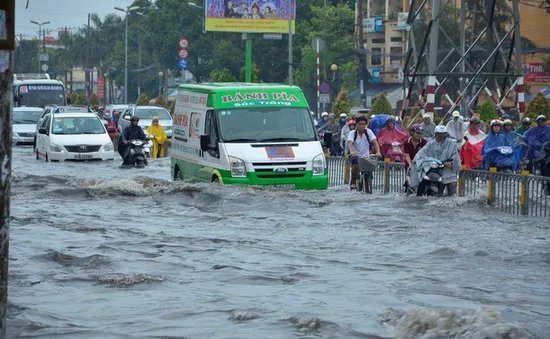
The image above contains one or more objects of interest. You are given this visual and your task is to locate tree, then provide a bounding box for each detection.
[89,93,99,106]
[477,99,499,123]
[332,90,351,115]
[340,61,358,91]
[525,93,550,121]
[210,68,237,82]
[136,93,150,106]
[154,95,169,109]
[542,55,550,73]
[370,94,393,115]
[70,92,79,105]
[239,64,261,82]
[169,101,175,115]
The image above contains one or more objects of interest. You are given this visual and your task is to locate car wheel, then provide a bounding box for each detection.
[45,153,49,162]
[36,149,39,160]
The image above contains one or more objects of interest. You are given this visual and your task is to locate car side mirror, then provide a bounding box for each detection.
[200,135,210,152]
[106,126,116,133]
[38,127,47,134]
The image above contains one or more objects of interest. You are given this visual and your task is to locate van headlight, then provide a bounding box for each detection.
[312,153,325,176]
[229,156,247,178]
[102,142,114,152]
[50,143,65,152]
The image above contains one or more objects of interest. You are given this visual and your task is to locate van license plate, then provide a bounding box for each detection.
[75,154,93,160]
[267,184,295,190]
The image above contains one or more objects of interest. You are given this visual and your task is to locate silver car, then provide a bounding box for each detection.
[119,106,173,139]
[12,107,44,145]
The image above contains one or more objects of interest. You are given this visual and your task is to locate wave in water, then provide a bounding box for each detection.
[381,307,534,339]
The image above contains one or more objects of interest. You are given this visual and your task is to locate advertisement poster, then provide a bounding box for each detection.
[363,17,383,33]
[172,90,208,152]
[205,0,296,33]
[396,12,409,31]
[523,63,550,85]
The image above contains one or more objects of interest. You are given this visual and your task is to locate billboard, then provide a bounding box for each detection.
[523,63,550,85]
[205,0,296,33]
[396,12,409,31]
[363,17,383,33]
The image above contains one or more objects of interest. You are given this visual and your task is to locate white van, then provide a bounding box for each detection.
[36,112,115,162]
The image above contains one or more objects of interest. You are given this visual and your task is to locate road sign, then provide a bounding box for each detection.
[178,49,189,59]
[39,53,49,62]
[179,38,189,48]
[311,37,325,52]
[178,58,189,69]
[320,82,330,94]
[264,33,282,40]
[41,64,49,72]
[319,94,330,104]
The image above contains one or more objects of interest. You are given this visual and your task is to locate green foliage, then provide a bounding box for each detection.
[169,101,175,115]
[542,55,550,73]
[136,93,150,106]
[477,99,499,122]
[210,68,237,82]
[239,64,261,83]
[332,90,351,115]
[525,92,550,120]
[154,95,169,109]
[340,61,358,91]
[70,92,79,105]
[89,93,99,106]
[74,93,87,106]
[370,94,393,116]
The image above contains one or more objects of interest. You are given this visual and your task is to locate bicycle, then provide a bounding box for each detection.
[357,155,378,194]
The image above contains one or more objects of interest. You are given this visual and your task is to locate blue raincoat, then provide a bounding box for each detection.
[481,131,526,170]
[369,114,406,137]
[524,125,550,161]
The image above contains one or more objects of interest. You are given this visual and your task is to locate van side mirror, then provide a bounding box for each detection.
[38,127,47,134]
[200,135,210,152]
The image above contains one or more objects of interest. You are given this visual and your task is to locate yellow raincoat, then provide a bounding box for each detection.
[146,117,168,158]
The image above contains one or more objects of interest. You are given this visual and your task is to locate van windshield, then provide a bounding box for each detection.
[217,107,316,142]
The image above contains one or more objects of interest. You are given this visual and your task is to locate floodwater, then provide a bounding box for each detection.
[8,146,550,339]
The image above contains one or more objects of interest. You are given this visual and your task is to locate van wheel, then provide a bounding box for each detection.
[174,166,182,181]
[211,175,220,183]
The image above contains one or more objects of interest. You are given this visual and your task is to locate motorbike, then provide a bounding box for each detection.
[484,146,514,173]
[144,133,153,159]
[381,141,405,162]
[422,159,446,197]
[121,139,147,168]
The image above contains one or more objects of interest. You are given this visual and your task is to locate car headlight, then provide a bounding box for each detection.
[102,142,114,152]
[312,153,326,176]
[229,156,247,178]
[12,132,19,139]
[50,143,65,152]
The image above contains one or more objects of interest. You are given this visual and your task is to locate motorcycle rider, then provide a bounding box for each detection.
[446,111,465,143]
[421,113,436,140]
[413,125,461,197]
[460,115,486,169]
[516,117,531,135]
[119,115,148,165]
[404,124,427,169]
[524,115,550,173]
[376,116,409,162]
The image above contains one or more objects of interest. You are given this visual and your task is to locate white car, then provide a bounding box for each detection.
[35,112,115,162]
[119,106,173,138]
[12,107,43,145]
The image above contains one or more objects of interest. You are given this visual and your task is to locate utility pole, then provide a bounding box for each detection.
[86,13,90,96]
[357,0,366,107]
[287,0,293,85]
[0,1,16,337]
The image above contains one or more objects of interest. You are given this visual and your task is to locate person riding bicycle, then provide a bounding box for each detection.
[348,115,382,190]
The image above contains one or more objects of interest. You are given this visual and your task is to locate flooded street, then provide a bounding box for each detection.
[7,146,550,339]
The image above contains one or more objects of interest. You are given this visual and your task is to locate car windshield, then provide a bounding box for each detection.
[12,110,43,124]
[51,117,106,135]
[217,107,316,142]
[135,108,171,121]
[16,84,66,107]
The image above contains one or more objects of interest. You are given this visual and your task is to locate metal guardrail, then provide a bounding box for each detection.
[327,156,550,218]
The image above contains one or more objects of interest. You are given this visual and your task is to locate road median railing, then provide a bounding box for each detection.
[326,156,550,218]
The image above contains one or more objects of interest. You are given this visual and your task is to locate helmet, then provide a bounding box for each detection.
[490,119,502,127]
[452,111,460,118]
[339,113,347,118]
[503,119,513,126]
[469,116,480,123]
[522,117,531,124]
[347,120,356,126]
[370,114,377,119]
[321,112,329,117]
[386,116,396,124]
[130,115,140,122]
[434,125,447,135]
[501,113,510,120]
[423,114,431,119]
[329,113,335,118]
[536,115,547,122]
[411,124,423,134]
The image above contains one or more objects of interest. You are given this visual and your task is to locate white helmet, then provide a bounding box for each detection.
[435,125,447,135]
[339,113,347,118]
[321,112,329,117]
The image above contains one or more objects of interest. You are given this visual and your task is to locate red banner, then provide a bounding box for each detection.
[97,77,105,99]
[523,63,550,85]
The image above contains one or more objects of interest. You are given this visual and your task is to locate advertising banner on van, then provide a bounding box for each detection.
[205,0,296,33]
[214,88,308,109]
[173,90,208,152]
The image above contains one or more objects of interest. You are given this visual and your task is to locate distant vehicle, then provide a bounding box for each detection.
[35,112,115,162]
[13,73,67,108]
[12,107,43,145]
[105,104,132,117]
[119,105,173,138]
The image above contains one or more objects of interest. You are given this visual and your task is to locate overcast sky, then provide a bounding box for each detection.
[15,0,134,38]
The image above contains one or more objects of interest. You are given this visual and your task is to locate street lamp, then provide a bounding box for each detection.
[31,20,50,72]
[189,2,206,33]
[158,71,164,96]
[114,5,141,104]
[329,64,338,82]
